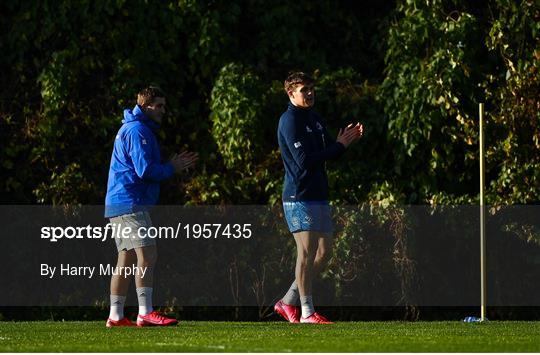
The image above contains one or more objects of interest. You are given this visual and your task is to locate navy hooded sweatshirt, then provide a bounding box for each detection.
[277,102,345,202]
[104,105,174,218]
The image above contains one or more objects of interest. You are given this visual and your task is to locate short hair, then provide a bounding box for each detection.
[284,72,314,93]
[137,86,165,107]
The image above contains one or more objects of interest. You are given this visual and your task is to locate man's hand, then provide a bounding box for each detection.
[170,151,199,173]
[336,122,363,148]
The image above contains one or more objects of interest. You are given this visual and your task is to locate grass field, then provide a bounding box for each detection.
[1,321,540,352]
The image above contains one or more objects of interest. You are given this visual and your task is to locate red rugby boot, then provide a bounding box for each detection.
[300,312,333,324]
[274,299,300,323]
[106,317,135,328]
[136,311,178,327]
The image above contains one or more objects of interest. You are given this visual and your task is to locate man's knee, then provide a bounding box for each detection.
[315,246,332,264]
[315,235,333,262]
[297,250,316,266]
[136,246,158,266]
[296,244,318,263]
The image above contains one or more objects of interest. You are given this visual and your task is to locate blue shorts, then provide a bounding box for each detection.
[282,201,333,234]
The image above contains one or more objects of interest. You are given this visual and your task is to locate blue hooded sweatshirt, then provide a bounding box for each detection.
[104,105,175,218]
[277,102,346,202]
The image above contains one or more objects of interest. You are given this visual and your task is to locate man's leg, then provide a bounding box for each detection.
[134,245,157,316]
[313,232,332,274]
[293,231,319,318]
[275,231,318,323]
[288,232,332,324]
[293,231,318,297]
[133,244,178,326]
[276,201,331,322]
[281,232,332,305]
[294,231,333,323]
[109,249,137,321]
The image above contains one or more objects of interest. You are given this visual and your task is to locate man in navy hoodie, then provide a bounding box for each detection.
[275,72,362,324]
[104,86,198,327]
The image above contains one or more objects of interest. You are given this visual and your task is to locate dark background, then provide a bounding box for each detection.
[1,0,539,320]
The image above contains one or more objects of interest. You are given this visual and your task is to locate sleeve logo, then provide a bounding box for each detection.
[294,142,302,148]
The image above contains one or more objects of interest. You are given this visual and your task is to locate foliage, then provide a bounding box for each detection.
[483,0,540,204]
[0,0,392,205]
[380,0,485,203]
[379,0,540,205]
[210,63,266,173]
[2,0,540,313]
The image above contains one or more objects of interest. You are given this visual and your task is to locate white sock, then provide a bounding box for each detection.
[300,295,315,318]
[136,287,153,316]
[109,295,126,321]
[282,281,299,305]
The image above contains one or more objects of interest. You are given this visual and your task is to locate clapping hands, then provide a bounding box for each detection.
[170,151,199,173]
[336,122,363,148]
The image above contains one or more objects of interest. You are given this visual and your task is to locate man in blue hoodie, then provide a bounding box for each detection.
[104,86,198,327]
[274,72,362,324]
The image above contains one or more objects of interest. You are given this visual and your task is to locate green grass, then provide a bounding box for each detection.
[1,321,540,352]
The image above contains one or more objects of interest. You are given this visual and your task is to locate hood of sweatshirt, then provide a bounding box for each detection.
[122,105,160,131]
